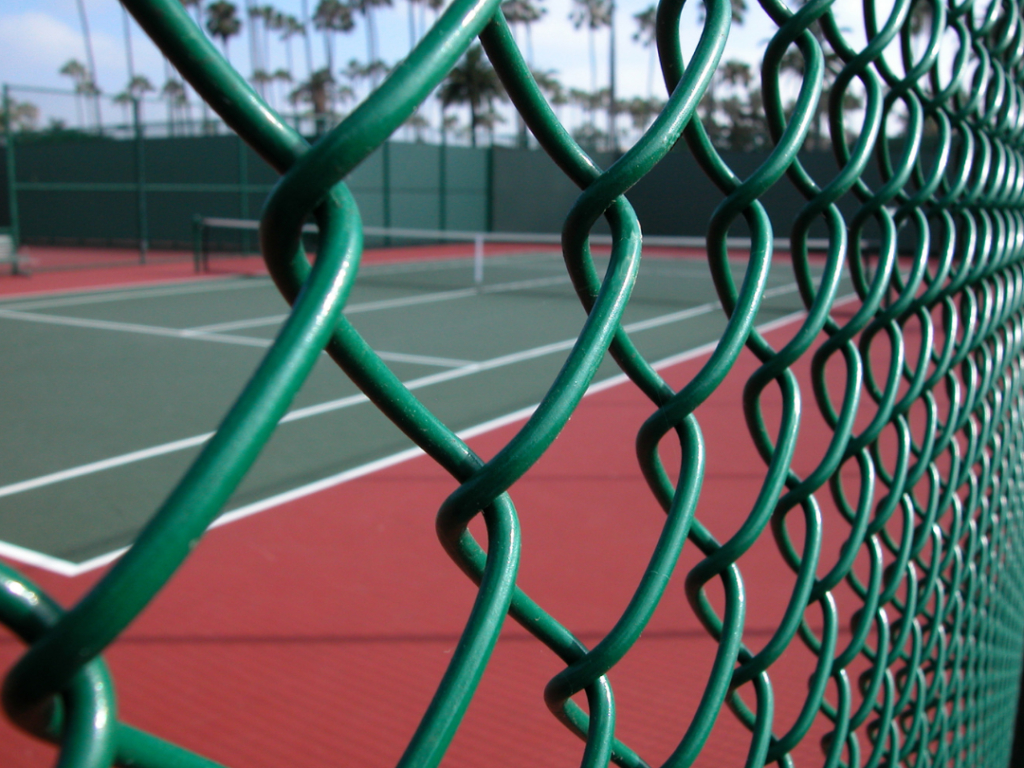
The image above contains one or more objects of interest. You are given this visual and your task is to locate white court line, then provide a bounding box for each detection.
[0,276,271,312]
[187,274,572,334]
[0,275,573,346]
[0,292,855,578]
[187,313,289,333]
[0,309,274,348]
[375,351,473,368]
[0,282,801,504]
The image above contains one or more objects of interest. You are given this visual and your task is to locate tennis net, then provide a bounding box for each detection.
[193,216,831,288]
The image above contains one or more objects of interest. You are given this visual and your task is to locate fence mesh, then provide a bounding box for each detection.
[3,0,1024,765]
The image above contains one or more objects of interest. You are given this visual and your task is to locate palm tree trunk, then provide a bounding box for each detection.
[122,6,136,82]
[647,45,655,97]
[588,27,596,97]
[407,0,417,50]
[366,11,378,82]
[76,0,102,128]
[263,19,271,74]
[164,57,175,135]
[189,0,210,133]
[244,0,259,78]
[324,31,334,72]
[301,0,314,77]
[607,1,617,152]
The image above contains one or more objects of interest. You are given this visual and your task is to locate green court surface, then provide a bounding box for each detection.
[0,250,842,572]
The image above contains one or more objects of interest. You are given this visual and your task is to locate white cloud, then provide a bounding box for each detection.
[0,12,90,87]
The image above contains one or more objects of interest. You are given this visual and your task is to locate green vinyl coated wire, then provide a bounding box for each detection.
[3,0,1024,764]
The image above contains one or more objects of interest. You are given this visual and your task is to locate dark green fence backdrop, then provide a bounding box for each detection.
[0,131,893,249]
[0,134,491,251]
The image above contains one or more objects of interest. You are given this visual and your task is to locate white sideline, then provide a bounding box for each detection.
[0,291,744,504]
[0,277,270,311]
[0,275,574,346]
[0,283,804,505]
[0,288,853,578]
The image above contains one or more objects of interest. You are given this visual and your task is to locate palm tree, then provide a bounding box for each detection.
[569,0,610,95]
[273,13,300,78]
[179,0,210,131]
[437,44,506,147]
[127,74,155,123]
[242,0,260,82]
[607,0,617,150]
[273,68,293,110]
[1,98,40,132]
[207,1,243,62]
[291,67,353,133]
[74,0,102,128]
[698,0,747,24]
[532,68,567,110]
[633,4,656,97]
[121,5,137,83]
[623,95,664,134]
[404,110,429,141]
[406,0,419,51]
[342,58,390,103]
[501,0,545,146]
[313,0,354,72]
[59,59,89,127]
[779,24,849,150]
[258,6,278,71]
[569,86,607,136]
[247,4,279,90]
[569,0,617,147]
[300,0,315,78]
[180,0,206,30]
[349,0,394,87]
[501,0,545,65]
[251,69,274,101]
[162,78,189,132]
[113,90,135,125]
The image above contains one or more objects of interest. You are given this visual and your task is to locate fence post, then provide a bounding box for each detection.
[485,144,493,232]
[382,140,391,245]
[3,84,22,275]
[473,234,484,287]
[1012,661,1024,767]
[133,97,148,264]
[238,135,250,254]
[192,214,204,273]
[439,136,447,232]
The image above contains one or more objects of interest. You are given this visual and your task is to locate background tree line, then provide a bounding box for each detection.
[2,0,927,153]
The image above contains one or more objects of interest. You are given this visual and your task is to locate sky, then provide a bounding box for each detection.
[0,0,891,139]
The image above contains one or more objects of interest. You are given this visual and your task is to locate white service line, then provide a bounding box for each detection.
[1,292,856,578]
[375,351,473,368]
[0,283,802,505]
[0,276,270,312]
[187,274,572,334]
[0,308,273,348]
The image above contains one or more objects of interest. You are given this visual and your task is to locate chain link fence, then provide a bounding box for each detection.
[2,0,1024,765]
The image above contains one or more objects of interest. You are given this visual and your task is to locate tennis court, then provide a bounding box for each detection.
[0,242,865,768]
[0,245,835,573]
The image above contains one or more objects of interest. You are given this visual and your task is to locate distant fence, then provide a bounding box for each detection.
[0,130,892,255]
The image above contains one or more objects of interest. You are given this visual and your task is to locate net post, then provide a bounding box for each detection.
[192,215,204,273]
[473,234,484,287]
[3,84,22,276]
[132,96,148,264]
[237,135,250,255]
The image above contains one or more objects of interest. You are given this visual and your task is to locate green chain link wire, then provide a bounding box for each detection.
[3,0,1024,762]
